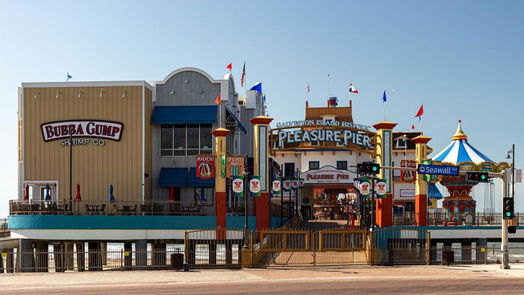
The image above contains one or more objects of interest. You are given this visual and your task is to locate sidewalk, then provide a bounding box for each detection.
[0,264,523,290]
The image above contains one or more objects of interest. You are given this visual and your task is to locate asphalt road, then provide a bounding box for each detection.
[3,276,524,295]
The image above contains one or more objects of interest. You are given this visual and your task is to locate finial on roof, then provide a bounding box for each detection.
[452,120,468,140]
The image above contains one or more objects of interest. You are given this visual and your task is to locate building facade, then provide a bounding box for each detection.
[269,100,421,222]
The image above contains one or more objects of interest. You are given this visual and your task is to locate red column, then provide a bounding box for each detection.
[215,192,226,238]
[376,193,393,227]
[415,194,427,226]
[256,192,270,230]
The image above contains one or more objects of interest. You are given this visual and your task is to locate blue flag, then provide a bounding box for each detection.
[250,82,262,93]
[66,73,72,82]
[382,90,387,103]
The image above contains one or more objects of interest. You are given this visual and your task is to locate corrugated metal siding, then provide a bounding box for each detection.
[144,88,153,201]
[23,86,144,202]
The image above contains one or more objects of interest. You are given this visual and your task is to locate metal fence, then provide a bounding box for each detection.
[0,248,190,273]
[393,212,523,226]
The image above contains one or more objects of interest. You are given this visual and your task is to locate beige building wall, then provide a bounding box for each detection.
[19,82,152,203]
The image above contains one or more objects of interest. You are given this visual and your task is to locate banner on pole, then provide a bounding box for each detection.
[220,153,226,178]
[374,179,387,199]
[250,176,261,197]
[196,155,215,179]
[291,180,299,189]
[232,176,244,197]
[272,178,281,193]
[283,179,292,191]
[227,155,245,178]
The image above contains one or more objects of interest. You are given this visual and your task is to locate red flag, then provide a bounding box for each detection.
[215,94,221,105]
[414,104,424,118]
[226,63,232,71]
[411,124,415,130]
[240,62,246,87]
[349,83,359,94]
[306,83,310,92]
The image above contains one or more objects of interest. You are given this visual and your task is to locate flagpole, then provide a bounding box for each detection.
[327,74,331,99]
[384,101,387,121]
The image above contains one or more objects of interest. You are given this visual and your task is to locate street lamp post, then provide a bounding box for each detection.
[280,164,284,226]
[243,155,249,249]
[69,129,73,213]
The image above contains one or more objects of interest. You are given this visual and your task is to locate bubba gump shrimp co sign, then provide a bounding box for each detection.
[41,120,124,146]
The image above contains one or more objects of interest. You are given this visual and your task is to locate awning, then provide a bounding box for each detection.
[152,106,217,125]
[187,168,215,188]
[428,183,443,199]
[159,168,187,187]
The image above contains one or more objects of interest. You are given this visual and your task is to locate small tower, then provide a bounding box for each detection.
[432,121,493,224]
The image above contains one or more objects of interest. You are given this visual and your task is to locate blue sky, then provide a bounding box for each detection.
[0,0,523,217]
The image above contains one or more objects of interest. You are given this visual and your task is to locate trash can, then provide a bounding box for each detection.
[442,250,454,266]
[183,263,190,272]
[170,253,184,270]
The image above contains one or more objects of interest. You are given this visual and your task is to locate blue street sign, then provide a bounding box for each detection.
[417,164,459,176]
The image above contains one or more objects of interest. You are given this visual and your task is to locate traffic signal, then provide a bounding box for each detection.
[466,172,489,182]
[503,197,514,220]
[357,162,380,175]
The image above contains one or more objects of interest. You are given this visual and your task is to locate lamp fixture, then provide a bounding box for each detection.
[77,91,84,98]
[99,88,106,97]
[170,89,175,95]
[55,89,61,98]
[33,92,40,99]
[184,79,190,84]
[121,90,127,98]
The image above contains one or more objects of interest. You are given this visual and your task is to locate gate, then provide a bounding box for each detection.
[185,229,243,268]
[372,227,430,265]
[245,229,369,267]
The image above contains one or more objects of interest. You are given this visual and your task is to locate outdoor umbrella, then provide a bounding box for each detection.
[44,184,51,201]
[23,184,29,201]
[75,184,81,201]
[109,184,115,202]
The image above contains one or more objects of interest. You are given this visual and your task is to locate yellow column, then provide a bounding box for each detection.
[412,135,432,226]
[372,121,397,227]
[250,116,273,230]
[211,128,230,236]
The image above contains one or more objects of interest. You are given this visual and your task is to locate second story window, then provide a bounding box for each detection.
[309,161,320,170]
[396,137,407,149]
[284,163,295,178]
[161,124,212,156]
[336,161,348,170]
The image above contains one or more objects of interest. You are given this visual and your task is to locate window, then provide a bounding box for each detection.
[396,138,407,149]
[337,161,348,170]
[195,188,214,205]
[284,163,295,178]
[309,161,320,170]
[161,124,213,156]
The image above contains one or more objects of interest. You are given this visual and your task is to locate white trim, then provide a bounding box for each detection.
[18,87,24,200]
[10,229,246,240]
[154,67,226,85]
[11,229,186,240]
[141,86,145,203]
[22,81,153,90]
